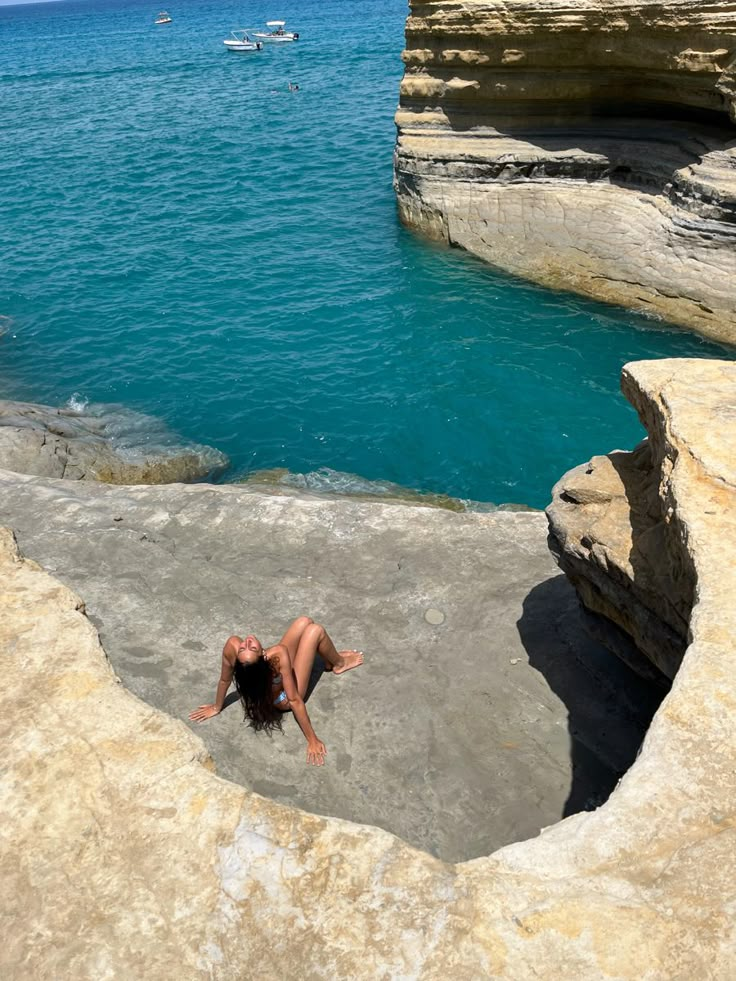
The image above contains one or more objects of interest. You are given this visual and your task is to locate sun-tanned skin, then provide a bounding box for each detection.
[189,617,363,766]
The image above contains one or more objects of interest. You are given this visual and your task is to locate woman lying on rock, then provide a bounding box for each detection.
[189,617,363,766]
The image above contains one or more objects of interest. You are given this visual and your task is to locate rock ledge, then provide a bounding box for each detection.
[1,359,735,977]
[548,358,735,682]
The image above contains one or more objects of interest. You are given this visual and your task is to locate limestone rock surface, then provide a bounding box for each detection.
[1,357,735,978]
[0,398,228,483]
[547,441,690,681]
[395,0,736,343]
[0,471,661,863]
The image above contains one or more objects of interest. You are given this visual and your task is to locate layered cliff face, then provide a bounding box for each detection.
[395,1,736,344]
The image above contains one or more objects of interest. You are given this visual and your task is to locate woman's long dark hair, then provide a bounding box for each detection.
[233,658,283,734]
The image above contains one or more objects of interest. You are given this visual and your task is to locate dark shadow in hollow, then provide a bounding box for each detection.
[606,445,694,680]
[517,576,668,818]
[408,95,734,133]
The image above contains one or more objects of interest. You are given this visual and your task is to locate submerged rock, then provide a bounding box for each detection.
[239,465,527,511]
[395,0,736,344]
[0,398,229,484]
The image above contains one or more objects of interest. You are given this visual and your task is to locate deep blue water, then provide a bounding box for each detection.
[0,0,731,507]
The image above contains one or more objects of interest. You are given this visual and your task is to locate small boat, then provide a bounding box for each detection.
[223,30,263,52]
[253,20,299,42]
[154,11,172,24]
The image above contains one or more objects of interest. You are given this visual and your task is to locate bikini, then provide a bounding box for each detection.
[272,672,288,708]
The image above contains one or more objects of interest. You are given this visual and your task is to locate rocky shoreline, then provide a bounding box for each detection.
[394,0,736,344]
[0,398,538,511]
[2,357,735,977]
[3,1,735,974]
[0,398,229,484]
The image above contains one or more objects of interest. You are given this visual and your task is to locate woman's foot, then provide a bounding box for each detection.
[333,650,364,675]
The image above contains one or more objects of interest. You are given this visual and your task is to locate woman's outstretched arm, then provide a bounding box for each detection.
[189,636,237,722]
[275,647,326,766]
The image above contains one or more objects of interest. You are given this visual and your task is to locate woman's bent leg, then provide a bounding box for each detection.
[293,624,363,698]
[279,616,313,660]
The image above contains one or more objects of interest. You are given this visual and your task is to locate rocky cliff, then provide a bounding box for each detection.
[395,0,736,344]
[548,357,736,682]
[2,358,736,978]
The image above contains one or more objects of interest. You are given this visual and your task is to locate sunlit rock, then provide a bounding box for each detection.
[0,398,228,483]
[548,357,736,681]
[1,358,734,977]
[395,0,736,343]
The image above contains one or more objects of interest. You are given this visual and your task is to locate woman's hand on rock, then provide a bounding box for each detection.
[189,704,219,722]
[306,739,327,766]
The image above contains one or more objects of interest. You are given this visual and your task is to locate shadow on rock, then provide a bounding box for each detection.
[517,575,667,818]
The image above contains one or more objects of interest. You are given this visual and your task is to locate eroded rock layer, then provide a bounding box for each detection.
[2,358,736,978]
[547,438,693,682]
[395,0,736,343]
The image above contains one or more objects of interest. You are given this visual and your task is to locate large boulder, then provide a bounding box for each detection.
[546,440,691,682]
[547,358,735,681]
[0,399,228,483]
[394,0,736,343]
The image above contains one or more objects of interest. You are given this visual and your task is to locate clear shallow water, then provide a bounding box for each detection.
[0,0,731,508]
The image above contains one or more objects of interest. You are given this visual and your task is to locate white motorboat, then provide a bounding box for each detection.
[223,30,263,52]
[253,20,299,42]
[154,10,172,24]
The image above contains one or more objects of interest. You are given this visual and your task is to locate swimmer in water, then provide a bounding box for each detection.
[189,617,363,766]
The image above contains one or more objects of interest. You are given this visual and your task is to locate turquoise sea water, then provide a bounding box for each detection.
[0,0,731,508]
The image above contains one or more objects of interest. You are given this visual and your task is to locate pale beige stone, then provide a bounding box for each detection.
[2,358,736,977]
[394,1,736,344]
